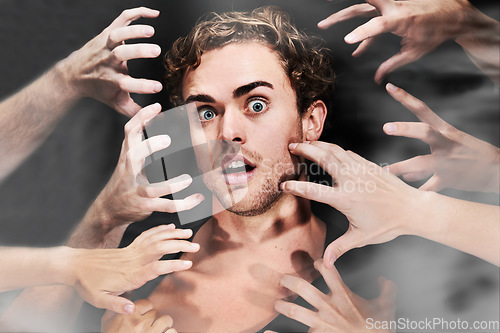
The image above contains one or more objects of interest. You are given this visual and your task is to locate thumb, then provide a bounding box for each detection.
[96,293,136,314]
[324,229,362,267]
[419,175,442,192]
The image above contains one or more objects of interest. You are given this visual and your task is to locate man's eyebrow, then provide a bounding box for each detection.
[185,94,216,104]
[233,81,273,98]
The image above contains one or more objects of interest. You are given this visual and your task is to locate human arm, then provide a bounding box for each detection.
[281,141,500,267]
[0,7,163,182]
[102,299,177,333]
[272,259,397,332]
[0,225,198,314]
[318,0,500,84]
[0,104,204,330]
[66,102,204,250]
[383,83,500,193]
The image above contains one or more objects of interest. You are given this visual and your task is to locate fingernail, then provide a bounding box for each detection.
[317,20,327,28]
[159,135,171,145]
[384,123,396,134]
[183,260,193,267]
[153,82,163,92]
[124,304,135,314]
[344,33,356,43]
[179,174,192,182]
[386,83,397,92]
[289,143,298,150]
[280,182,288,191]
[195,193,205,202]
[190,243,200,250]
[165,223,175,229]
[151,45,161,57]
[383,165,390,172]
[183,228,193,236]
[144,26,155,36]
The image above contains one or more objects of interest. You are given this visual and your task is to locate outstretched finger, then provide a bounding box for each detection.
[108,25,156,47]
[386,84,449,129]
[110,7,160,30]
[281,181,337,207]
[387,85,448,128]
[95,294,136,314]
[383,121,440,146]
[149,193,205,213]
[419,175,443,192]
[318,3,376,29]
[288,142,343,176]
[386,155,432,177]
[133,224,175,245]
[151,259,194,276]
[323,230,363,266]
[279,274,329,311]
[114,73,163,95]
[111,44,161,63]
[274,300,320,328]
[137,174,193,198]
[375,49,423,84]
[345,16,395,44]
[124,103,162,139]
[352,37,377,57]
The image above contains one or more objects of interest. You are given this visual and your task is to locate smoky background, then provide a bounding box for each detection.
[0,0,498,332]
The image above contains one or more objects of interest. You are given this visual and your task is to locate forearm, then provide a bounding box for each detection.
[0,247,82,332]
[67,193,129,249]
[410,191,500,266]
[0,246,75,292]
[0,61,80,181]
[455,4,500,85]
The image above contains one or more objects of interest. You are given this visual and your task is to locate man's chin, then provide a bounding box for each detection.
[222,190,284,217]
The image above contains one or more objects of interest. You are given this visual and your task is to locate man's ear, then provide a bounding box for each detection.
[302,100,327,141]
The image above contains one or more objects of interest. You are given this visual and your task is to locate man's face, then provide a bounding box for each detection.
[183,42,304,216]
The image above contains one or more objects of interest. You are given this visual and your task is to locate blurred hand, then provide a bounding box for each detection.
[59,7,163,117]
[102,299,177,333]
[384,83,500,193]
[281,141,423,265]
[72,225,199,314]
[273,259,397,333]
[96,103,204,232]
[318,0,476,83]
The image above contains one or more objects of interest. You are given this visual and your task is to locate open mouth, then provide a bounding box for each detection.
[221,155,256,185]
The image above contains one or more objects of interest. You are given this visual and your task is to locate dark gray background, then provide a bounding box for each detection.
[0,0,498,332]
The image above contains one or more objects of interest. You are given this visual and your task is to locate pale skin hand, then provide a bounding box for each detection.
[0,225,199,314]
[0,7,163,182]
[71,225,199,314]
[102,299,177,333]
[68,103,204,249]
[282,141,500,266]
[0,104,204,330]
[318,0,500,84]
[383,83,500,193]
[59,6,163,117]
[270,259,397,333]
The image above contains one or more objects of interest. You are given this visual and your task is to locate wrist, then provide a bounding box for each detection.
[48,246,79,286]
[400,189,443,238]
[53,55,83,101]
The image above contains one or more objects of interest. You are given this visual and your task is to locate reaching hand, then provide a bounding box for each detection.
[318,0,477,83]
[59,7,163,117]
[102,299,177,333]
[95,103,204,232]
[72,225,199,314]
[273,259,397,333]
[281,141,423,266]
[384,83,500,193]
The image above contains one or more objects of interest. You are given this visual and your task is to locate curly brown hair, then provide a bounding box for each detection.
[164,6,335,115]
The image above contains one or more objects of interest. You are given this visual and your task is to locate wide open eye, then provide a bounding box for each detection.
[198,107,216,121]
[248,99,267,113]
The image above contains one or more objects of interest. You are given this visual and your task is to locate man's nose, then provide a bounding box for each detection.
[218,108,246,143]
